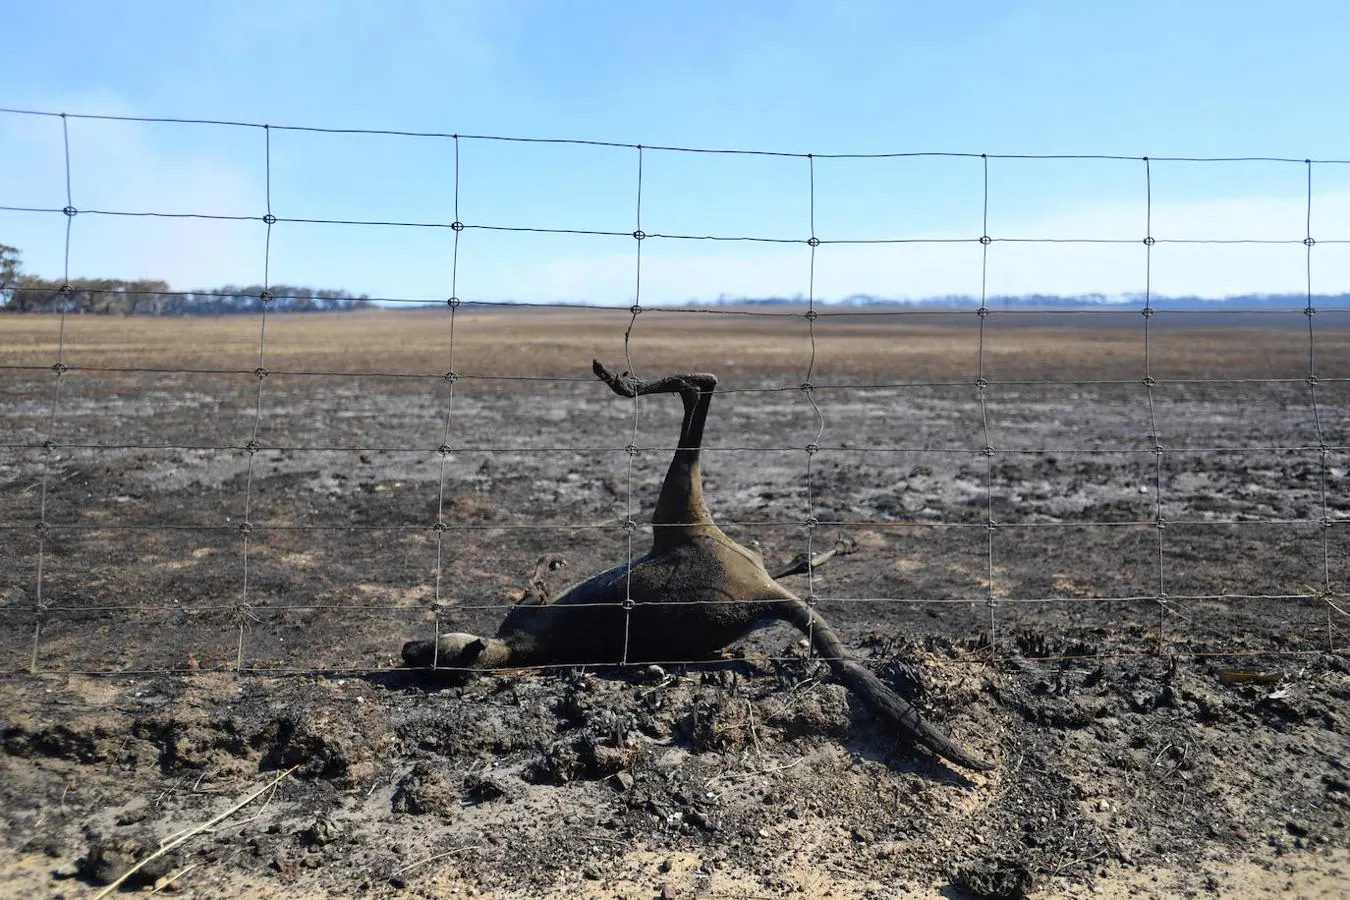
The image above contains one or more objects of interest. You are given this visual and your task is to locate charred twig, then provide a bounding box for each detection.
[91,766,298,900]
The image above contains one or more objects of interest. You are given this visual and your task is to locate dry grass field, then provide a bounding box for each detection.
[3,305,1349,381]
[1,307,1348,899]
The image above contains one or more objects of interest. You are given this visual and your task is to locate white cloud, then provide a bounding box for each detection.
[1,91,266,287]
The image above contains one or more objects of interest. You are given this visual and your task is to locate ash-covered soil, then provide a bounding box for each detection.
[2,353,1349,898]
[1,652,1348,899]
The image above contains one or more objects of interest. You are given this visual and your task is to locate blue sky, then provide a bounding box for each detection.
[2,0,1349,305]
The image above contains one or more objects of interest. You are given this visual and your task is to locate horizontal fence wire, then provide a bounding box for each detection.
[1,107,1347,677]
[4,106,1350,163]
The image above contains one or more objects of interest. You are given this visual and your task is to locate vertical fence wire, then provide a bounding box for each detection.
[235,124,276,670]
[619,145,645,666]
[976,154,998,662]
[1303,160,1335,651]
[1140,157,1168,654]
[802,154,823,657]
[28,113,78,673]
[430,135,465,667]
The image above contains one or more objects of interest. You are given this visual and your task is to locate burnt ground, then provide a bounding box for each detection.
[1,334,1349,898]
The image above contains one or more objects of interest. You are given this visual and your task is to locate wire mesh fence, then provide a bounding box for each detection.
[0,106,1347,677]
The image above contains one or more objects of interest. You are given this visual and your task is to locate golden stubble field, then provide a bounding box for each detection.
[2,306,1349,383]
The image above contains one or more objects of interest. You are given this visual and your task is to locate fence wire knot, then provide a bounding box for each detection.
[451,220,464,232]
[625,442,639,456]
[40,438,56,452]
[447,297,461,309]
[807,236,820,247]
[1152,443,1165,456]
[50,362,68,375]
[1141,306,1154,318]
[1304,306,1317,317]
[986,519,999,531]
[1322,517,1335,529]
[1143,236,1156,246]
[629,303,643,316]
[622,519,637,533]
[443,370,459,383]
[983,445,996,457]
[805,442,819,455]
[259,290,274,302]
[254,366,269,379]
[800,381,814,393]
[1143,375,1157,387]
[237,521,253,535]
[437,444,453,456]
[804,309,818,321]
[622,597,635,610]
[632,230,646,240]
[58,283,73,296]
[34,521,51,536]
[979,235,992,246]
[1306,374,1319,386]
[975,376,989,390]
[244,440,261,455]
[1304,236,1316,247]
[262,214,277,226]
[976,306,989,318]
[62,206,77,217]
[804,516,820,531]
[1155,518,1167,530]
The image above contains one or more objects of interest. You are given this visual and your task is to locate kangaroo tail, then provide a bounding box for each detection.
[778,597,994,772]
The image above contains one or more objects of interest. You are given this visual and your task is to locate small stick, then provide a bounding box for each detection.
[230,780,283,828]
[390,845,479,877]
[147,862,201,896]
[745,698,763,758]
[91,765,298,900]
[1051,848,1107,876]
[703,756,805,789]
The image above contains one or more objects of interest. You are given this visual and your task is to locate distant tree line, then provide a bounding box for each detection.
[5,240,1343,314]
[0,243,371,315]
[721,290,1350,310]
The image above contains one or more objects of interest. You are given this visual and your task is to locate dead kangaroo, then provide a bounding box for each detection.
[403,360,993,772]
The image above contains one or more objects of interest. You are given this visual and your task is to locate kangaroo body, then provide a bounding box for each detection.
[403,361,994,772]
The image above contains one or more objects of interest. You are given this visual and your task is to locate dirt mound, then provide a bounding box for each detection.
[1,641,1346,898]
